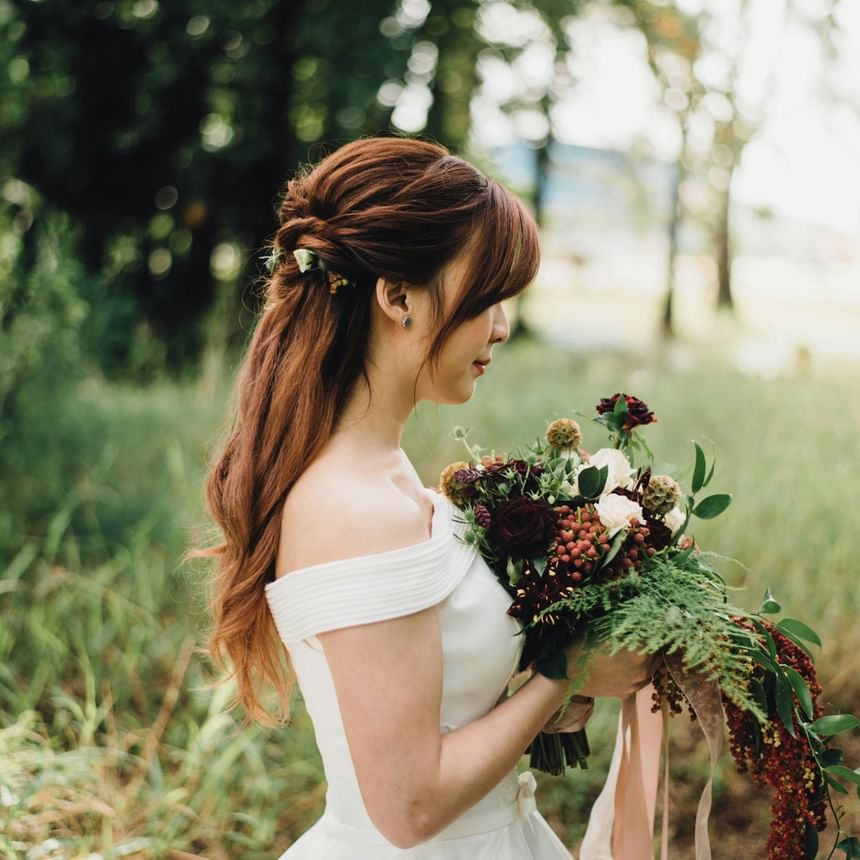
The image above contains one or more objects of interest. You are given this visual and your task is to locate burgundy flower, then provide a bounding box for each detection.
[480,461,510,479]
[474,504,492,529]
[641,515,673,551]
[453,467,482,485]
[596,393,657,431]
[722,617,826,859]
[490,497,556,558]
[511,459,531,477]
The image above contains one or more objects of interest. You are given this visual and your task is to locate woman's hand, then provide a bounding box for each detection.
[563,638,660,699]
[541,694,594,733]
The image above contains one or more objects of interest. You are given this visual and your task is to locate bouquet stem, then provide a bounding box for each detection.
[527,728,590,775]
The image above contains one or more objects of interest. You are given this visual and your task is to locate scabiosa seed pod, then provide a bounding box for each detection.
[439,460,472,507]
[474,503,492,529]
[642,474,681,516]
[546,418,583,450]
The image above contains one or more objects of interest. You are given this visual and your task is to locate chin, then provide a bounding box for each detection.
[429,383,475,406]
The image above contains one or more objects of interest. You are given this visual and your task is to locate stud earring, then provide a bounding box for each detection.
[402,315,412,329]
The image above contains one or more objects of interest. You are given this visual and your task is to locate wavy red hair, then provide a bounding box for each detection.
[187,136,540,724]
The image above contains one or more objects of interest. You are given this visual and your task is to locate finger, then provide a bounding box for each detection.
[545,701,594,732]
[545,709,590,732]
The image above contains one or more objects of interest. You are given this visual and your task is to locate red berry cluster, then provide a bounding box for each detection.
[507,503,661,624]
[548,503,656,583]
[547,503,609,582]
[722,618,826,860]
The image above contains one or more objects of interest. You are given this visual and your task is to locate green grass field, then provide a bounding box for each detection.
[1,336,858,858]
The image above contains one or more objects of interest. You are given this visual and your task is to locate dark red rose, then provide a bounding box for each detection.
[596,393,657,431]
[511,459,531,476]
[490,497,556,558]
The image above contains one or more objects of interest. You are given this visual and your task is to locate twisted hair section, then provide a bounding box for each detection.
[187,136,541,724]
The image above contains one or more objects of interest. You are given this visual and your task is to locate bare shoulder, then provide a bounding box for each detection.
[276,460,434,579]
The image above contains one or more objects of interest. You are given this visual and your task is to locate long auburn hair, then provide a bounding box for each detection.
[188,136,540,725]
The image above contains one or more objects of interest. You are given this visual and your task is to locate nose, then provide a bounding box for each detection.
[492,302,510,345]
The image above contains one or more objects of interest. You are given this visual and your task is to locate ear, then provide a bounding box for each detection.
[374,276,412,325]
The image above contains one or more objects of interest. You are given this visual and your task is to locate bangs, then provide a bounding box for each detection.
[429,180,541,356]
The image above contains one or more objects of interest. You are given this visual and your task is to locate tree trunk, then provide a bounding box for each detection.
[714,171,735,311]
[509,137,550,341]
[662,156,683,338]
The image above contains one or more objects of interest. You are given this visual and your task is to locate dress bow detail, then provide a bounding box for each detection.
[517,770,537,815]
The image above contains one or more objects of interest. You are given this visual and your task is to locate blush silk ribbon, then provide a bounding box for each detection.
[579,654,725,860]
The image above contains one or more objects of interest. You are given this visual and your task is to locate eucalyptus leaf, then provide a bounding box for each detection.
[784,665,814,720]
[599,531,626,570]
[704,454,716,488]
[827,773,850,795]
[825,765,860,787]
[810,714,860,735]
[775,624,814,659]
[692,441,706,494]
[774,673,797,738]
[820,748,844,767]
[752,619,777,661]
[578,465,608,499]
[837,836,860,859]
[751,648,777,673]
[691,493,732,519]
[777,618,823,647]
[760,589,782,614]
[803,821,819,860]
[533,555,547,576]
[751,679,768,714]
[637,434,655,461]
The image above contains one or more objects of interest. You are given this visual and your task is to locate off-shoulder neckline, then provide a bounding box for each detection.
[266,489,448,591]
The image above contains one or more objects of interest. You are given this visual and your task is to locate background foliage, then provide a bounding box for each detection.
[1,0,858,856]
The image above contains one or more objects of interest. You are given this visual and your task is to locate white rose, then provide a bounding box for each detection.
[596,494,645,538]
[572,448,634,497]
[664,505,686,535]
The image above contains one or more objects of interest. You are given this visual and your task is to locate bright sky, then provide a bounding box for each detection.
[465,0,860,236]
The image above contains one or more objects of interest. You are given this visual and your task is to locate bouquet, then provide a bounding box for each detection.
[439,393,860,860]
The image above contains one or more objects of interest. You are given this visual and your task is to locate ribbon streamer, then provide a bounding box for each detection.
[663,653,725,860]
[580,656,724,860]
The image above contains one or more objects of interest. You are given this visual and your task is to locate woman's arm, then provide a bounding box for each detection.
[321,604,654,849]
[310,490,653,849]
[320,605,568,849]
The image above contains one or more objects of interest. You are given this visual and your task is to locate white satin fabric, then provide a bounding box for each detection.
[265,491,573,858]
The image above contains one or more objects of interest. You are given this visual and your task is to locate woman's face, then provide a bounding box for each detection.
[416,251,511,405]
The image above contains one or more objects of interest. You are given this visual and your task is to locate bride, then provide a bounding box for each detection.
[200,135,656,857]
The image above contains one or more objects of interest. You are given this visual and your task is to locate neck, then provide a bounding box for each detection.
[330,372,415,458]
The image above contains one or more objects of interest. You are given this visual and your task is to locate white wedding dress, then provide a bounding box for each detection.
[265,489,574,858]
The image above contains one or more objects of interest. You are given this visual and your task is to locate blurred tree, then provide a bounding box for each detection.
[469,0,583,339]
[613,0,703,337]
[1,0,416,379]
[420,2,480,150]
